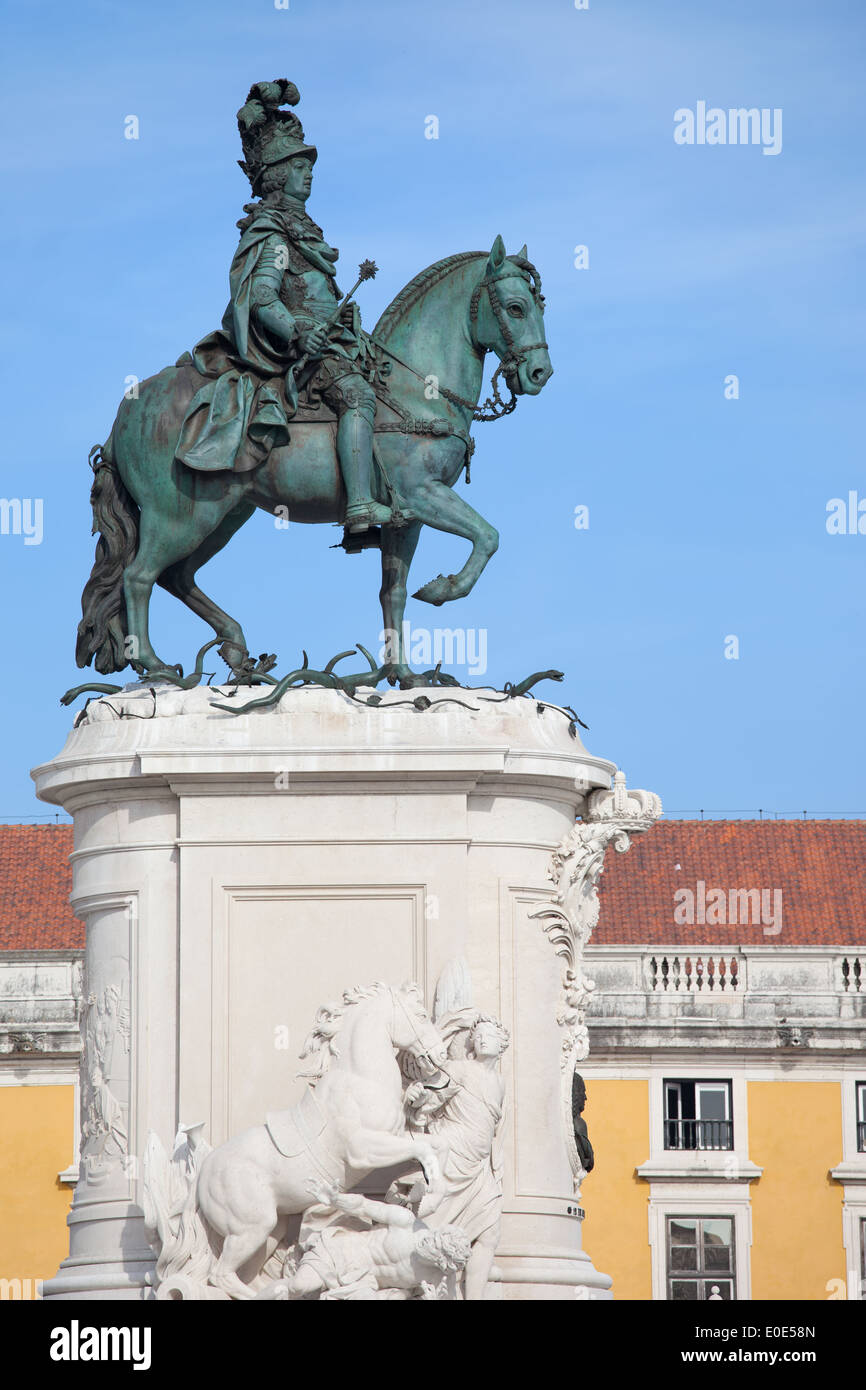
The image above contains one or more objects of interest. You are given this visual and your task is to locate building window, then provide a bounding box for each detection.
[664,1080,733,1150]
[667,1216,736,1300]
[861,1219,866,1299]
[856,1083,866,1153]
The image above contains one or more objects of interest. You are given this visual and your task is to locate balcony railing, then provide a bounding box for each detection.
[858,1121,866,1153]
[650,955,739,992]
[664,1118,734,1151]
[586,946,865,1033]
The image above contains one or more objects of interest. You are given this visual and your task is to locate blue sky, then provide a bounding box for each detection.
[1,0,865,820]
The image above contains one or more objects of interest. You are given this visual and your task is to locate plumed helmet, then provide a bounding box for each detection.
[237,80,318,194]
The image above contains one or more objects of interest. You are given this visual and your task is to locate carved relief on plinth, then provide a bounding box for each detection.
[142,965,508,1301]
[532,771,662,1187]
[79,979,131,1182]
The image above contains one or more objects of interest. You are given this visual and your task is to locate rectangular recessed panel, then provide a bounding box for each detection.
[226,890,420,1134]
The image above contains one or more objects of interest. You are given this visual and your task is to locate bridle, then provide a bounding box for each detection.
[463,257,549,420]
[371,256,548,426]
[391,987,447,1077]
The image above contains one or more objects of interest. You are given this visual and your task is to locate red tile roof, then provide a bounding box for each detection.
[1,820,864,952]
[0,826,82,950]
[596,820,866,946]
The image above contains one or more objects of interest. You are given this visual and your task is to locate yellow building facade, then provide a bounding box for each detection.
[0,1083,76,1297]
[582,1071,857,1301]
[0,938,80,1301]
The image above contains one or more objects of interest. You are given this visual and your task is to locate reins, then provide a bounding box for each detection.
[392,987,446,1077]
[368,260,548,476]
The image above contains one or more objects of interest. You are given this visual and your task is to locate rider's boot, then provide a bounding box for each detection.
[337,391,393,533]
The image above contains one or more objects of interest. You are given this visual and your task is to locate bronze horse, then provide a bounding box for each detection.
[75,236,552,688]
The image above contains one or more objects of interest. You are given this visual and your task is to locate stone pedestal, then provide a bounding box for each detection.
[33,682,658,1300]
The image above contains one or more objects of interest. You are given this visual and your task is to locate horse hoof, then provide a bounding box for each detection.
[218,641,249,674]
[412,574,454,607]
[382,664,423,689]
[142,664,184,683]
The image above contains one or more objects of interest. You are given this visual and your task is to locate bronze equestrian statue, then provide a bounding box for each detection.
[73,81,553,691]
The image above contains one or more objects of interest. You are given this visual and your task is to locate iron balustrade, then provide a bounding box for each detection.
[664,1118,734,1151]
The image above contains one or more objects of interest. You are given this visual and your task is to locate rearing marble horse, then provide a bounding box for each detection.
[193,983,447,1299]
[75,236,552,686]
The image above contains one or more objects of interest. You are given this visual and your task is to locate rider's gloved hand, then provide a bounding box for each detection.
[297,322,329,356]
[339,301,359,333]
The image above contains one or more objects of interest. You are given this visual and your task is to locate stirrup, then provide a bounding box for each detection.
[344,501,392,532]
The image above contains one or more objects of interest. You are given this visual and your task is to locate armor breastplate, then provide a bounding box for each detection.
[279,266,338,321]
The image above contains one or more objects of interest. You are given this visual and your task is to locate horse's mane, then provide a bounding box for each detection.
[374,251,486,340]
[374,249,545,342]
[297,981,391,1083]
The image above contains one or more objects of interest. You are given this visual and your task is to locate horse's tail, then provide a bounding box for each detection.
[75,431,140,674]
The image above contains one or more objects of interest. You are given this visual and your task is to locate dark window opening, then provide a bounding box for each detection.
[664,1080,733,1151]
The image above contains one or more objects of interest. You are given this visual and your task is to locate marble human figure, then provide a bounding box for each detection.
[408,1009,510,1300]
[280,1182,470,1300]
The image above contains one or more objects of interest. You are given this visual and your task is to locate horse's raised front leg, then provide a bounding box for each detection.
[345,1126,441,1188]
[407,482,499,607]
[379,520,422,681]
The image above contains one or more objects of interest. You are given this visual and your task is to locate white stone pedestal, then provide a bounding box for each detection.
[33,682,657,1300]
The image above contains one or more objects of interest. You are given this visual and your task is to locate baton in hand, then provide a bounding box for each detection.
[293,259,378,376]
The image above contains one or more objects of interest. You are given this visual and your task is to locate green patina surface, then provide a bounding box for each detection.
[68,80,555,706]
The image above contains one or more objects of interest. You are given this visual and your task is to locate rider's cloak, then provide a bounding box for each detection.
[175,198,357,475]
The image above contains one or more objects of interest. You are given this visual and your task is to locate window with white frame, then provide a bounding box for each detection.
[856,1082,866,1153]
[667,1216,736,1300]
[664,1080,733,1151]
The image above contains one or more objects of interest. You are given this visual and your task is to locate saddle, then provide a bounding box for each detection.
[293,366,472,459]
[265,1089,345,1181]
[292,385,339,427]
[265,1086,327,1158]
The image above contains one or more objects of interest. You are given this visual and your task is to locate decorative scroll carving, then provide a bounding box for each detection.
[531,771,661,1185]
